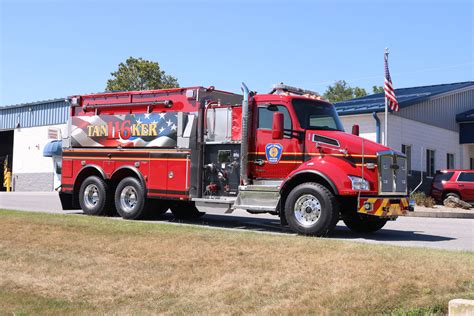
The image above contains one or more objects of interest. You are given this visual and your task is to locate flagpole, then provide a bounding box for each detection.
[384,48,389,146]
[384,93,388,146]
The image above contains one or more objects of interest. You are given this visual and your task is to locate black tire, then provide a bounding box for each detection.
[79,176,112,216]
[284,182,339,236]
[114,177,148,220]
[343,213,387,233]
[171,202,205,220]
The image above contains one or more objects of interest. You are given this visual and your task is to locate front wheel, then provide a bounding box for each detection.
[343,213,387,233]
[284,182,339,236]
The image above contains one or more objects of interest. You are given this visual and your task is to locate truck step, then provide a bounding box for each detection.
[234,185,280,213]
[192,197,237,214]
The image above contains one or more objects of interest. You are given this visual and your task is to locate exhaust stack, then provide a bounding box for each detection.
[240,82,250,185]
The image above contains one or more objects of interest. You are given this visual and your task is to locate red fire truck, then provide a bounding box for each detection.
[60,83,409,236]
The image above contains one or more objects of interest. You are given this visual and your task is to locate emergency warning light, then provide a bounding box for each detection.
[270,83,321,98]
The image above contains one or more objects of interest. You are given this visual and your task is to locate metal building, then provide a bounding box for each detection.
[0,99,70,192]
[0,98,69,130]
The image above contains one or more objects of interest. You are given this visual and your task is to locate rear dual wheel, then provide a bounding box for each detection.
[79,176,114,216]
[114,177,169,219]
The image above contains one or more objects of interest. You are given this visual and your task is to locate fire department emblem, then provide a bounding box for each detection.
[265,143,283,164]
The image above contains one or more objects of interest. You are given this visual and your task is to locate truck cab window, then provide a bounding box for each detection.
[292,98,344,131]
[258,105,292,130]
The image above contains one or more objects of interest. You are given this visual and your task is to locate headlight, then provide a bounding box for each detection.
[348,176,370,191]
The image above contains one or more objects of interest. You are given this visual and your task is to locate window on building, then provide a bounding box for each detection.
[258,105,292,130]
[401,144,412,175]
[426,149,435,177]
[458,172,474,182]
[471,158,474,170]
[447,153,455,169]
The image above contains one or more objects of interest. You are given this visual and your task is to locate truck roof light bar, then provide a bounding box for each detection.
[82,100,173,112]
[270,83,321,98]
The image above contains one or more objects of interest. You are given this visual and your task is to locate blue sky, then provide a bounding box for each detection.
[1,0,472,105]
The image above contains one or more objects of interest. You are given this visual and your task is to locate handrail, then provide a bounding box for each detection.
[83,100,173,112]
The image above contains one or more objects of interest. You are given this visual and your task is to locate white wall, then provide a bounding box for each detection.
[463,144,474,169]
[12,124,66,174]
[387,115,462,171]
[339,114,378,142]
[339,113,467,171]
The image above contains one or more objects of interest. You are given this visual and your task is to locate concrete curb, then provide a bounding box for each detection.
[449,299,474,315]
[406,211,474,219]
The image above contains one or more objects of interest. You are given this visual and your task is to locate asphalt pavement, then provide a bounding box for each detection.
[1,192,473,252]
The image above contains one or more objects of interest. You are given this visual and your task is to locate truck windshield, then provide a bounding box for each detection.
[292,99,344,131]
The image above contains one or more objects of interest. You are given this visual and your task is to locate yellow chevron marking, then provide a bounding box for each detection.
[376,199,389,216]
[358,198,408,217]
[359,198,378,214]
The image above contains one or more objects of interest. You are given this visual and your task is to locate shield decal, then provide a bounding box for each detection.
[265,143,283,164]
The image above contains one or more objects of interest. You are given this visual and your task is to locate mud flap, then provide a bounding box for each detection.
[59,192,74,210]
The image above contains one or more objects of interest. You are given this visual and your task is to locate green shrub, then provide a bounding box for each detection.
[410,192,436,208]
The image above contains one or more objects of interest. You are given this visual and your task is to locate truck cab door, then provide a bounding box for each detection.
[249,104,303,180]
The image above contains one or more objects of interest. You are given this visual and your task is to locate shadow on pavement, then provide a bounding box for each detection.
[150,212,295,234]
[132,211,456,243]
[330,225,455,242]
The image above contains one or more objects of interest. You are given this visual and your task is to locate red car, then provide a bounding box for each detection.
[430,170,474,203]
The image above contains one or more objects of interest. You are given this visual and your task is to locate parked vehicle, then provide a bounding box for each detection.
[430,169,474,203]
[59,83,410,236]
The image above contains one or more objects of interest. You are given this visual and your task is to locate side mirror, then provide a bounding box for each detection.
[272,112,284,139]
[352,124,359,136]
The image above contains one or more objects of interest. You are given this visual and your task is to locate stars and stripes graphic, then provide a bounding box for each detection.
[70,112,178,148]
[384,50,399,112]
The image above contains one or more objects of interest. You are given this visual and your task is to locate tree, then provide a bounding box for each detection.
[106,57,179,91]
[353,87,367,98]
[372,85,384,94]
[323,80,367,102]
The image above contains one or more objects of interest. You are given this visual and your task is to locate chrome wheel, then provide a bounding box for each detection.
[294,194,321,227]
[120,186,138,213]
[83,184,100,209]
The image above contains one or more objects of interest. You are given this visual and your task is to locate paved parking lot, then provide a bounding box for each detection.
[1,192,473,251]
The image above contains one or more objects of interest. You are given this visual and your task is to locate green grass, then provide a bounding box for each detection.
[0,209,473,315]
[0,287,95,316]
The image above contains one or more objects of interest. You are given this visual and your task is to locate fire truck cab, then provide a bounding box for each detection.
[61,83,409,236]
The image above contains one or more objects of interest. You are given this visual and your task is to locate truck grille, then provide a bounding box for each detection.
[378,151,407,195]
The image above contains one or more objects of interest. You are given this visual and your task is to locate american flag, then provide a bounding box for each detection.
[384,50,399,112]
